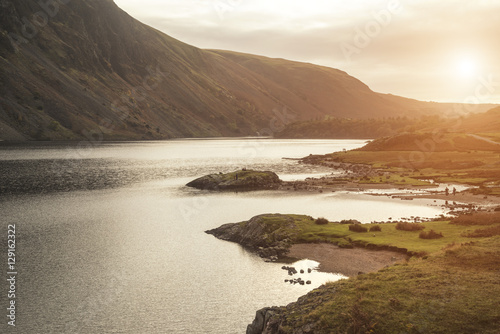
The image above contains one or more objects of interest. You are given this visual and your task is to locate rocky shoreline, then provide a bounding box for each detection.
[293,155,500,208]
[205,214,297,260]
[206,214,413,334]
[278,174,500,209]
[197,161,500,333]
[186,165,500,210]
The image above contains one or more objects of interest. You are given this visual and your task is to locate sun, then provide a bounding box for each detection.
[456,58,478,78]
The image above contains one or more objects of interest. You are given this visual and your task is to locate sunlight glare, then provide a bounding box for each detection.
[456,58,477,78]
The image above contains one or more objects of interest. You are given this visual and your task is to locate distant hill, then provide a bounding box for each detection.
[359,132,500,152]
[357,107,500,152]
[275,116,436,139]
[276,106,500,140]
[0,0,495,141]
[454,107,500,134]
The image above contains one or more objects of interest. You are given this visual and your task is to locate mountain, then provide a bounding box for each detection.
[0,0,494,141]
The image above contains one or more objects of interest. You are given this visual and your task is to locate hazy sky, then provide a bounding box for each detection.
[114,0,500,104]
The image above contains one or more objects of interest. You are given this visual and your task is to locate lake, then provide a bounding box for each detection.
[0,139,447,333]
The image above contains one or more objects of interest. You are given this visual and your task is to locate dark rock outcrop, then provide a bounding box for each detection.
[246,307,279,334]
[246,286,336,334]
[205,214,303,258]
[187,170,281,191]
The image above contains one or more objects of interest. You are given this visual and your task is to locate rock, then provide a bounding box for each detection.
[306,280,311,285]
[246,307,277,334]
[303,323,314,333]
[206,214,301,260]
[187,169,281,191]
[307,268,312,273]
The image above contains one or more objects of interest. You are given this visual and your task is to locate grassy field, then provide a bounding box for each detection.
[305,142,500,195]
[257,214,500,256]
[257,213,500,333]
[298,220,481,255]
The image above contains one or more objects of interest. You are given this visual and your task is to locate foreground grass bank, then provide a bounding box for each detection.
[262,236,500,333]
[223,213,500,333]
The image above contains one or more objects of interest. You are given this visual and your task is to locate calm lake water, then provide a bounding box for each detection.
[0,139,447,333]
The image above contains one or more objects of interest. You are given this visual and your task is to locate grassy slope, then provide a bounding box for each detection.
[250,214,500,333]
[280,237,500,333]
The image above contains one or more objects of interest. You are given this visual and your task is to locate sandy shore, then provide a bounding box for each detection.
[410,192,500,206]
[279,157,500,207]
[287,243,408,277]
[281,177,500,208]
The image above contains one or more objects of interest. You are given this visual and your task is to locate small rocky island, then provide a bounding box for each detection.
[186,169,282,191]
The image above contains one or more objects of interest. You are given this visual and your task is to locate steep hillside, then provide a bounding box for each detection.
[0,0,491,141]
[212,51,495,121]
[1,0,262,140]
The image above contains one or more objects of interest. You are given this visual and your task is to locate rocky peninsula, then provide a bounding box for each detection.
[206,214,299,260]
[187,169,281,191]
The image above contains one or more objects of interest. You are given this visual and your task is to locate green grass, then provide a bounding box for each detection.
[237,213,500,332]
[471,186,500,196]
[312,148,500,194]
[436,176,489,185]
[358,174,432,186]
[281,238,500,333]
[244,214,500,256]
[266,217,500,333]
[278,217,484,255]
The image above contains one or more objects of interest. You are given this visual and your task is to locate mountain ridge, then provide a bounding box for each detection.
[0,0,495,141]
